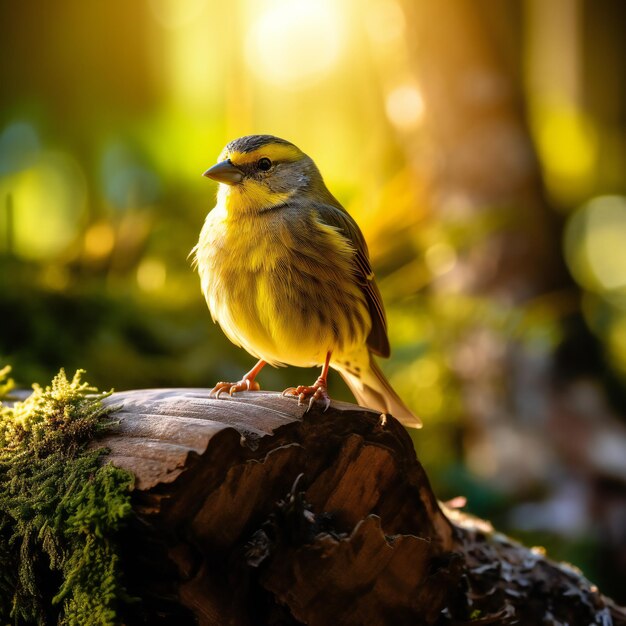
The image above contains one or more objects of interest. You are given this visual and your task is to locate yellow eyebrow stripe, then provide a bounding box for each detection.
[227,143,303,166]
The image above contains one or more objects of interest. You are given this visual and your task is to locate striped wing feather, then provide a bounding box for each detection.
[312,203,390,358]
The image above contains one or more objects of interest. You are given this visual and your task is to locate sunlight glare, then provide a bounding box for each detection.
[246,0,343,88]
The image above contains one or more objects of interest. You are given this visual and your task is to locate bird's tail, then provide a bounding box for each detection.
[337,357,422,429]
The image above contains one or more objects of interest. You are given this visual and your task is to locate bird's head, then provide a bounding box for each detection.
[203,135,333,213]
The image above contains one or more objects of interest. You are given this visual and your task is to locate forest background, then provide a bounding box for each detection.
[1,0,625,604]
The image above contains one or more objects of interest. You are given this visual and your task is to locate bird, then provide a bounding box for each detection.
[193,134,421,429]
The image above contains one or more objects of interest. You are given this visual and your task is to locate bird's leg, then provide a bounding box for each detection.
[282,352,332,412]
[211,359,266,399]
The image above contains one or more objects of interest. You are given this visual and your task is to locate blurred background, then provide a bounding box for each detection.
[1,0,625,603]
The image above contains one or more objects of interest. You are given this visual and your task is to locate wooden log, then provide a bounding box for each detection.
[99,389,626,626]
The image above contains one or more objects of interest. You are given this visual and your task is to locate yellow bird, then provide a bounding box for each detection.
[193,135,421,428]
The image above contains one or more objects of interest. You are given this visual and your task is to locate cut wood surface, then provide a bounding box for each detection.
[99,389,626,626]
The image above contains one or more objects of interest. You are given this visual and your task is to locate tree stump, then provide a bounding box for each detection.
[99,389,626,625]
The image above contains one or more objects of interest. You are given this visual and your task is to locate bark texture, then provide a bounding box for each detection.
[100,389,626,625]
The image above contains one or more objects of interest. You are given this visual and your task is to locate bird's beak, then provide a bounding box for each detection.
[202,159,243,185]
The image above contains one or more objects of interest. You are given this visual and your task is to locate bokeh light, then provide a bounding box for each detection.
[425,242,457,277]
[1,151,86,260]
[84,222,116,261]
[385,83,425,130]
[101,142,161,209]
[136,256,167,291]
[565,195,626,293]
[535,105,597,204]
[0,122,40,175]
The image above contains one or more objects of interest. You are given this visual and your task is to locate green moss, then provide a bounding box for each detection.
[0,366,14,400]
[0,367,134,625]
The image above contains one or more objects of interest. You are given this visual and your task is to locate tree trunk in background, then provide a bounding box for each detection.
[369,0,626,603]
[400,0,567,297]
[394,0,573,487]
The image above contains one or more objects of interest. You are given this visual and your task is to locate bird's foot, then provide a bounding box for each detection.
[282,378,331,412]
[211,377,260,399]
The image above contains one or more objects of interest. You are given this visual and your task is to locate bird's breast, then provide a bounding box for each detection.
[196,206,371,367]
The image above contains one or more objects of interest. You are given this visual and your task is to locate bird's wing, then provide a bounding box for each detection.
[312,202,390,358]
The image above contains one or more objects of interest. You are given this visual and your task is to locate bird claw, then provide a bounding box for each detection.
[211,378,260,398]
[282,384,331,413]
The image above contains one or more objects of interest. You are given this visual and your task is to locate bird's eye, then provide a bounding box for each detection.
[257,157,272,171]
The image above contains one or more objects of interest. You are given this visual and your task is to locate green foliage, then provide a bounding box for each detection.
[0,367,134,625]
